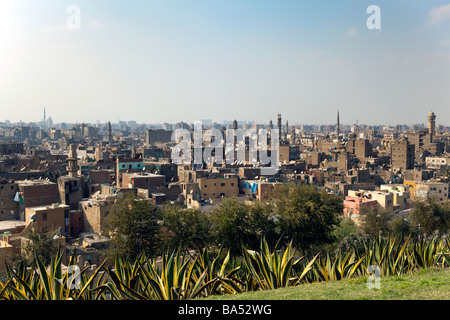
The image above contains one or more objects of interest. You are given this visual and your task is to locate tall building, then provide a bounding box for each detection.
[67,144,79,178]
[391,138,415,171]
[232,119,238,131]
[107,121,112,142]
[336,110,340,139]
[277,114,282,141]
[428,111,436,138]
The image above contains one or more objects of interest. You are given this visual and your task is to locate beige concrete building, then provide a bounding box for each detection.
[391,138,415,172]
[25,203,70,235]
[197,174,239,199]
[414,181,449,201]
[80,194,117,235]
[379,184,412,211]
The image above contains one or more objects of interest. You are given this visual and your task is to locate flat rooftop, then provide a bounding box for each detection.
[0,220,26,233]
[26,203,70,211]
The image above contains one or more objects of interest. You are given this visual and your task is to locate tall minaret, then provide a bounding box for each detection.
[428,111,436,139]
[336,110,340,140]
[107,121,112,142]
[232,119,238,131]
[67,144,79,178]
[43,108,46,128]
[277,113,282,141]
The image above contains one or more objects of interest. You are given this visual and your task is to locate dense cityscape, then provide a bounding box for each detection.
[0,110,449,271]
[1,1,450,308]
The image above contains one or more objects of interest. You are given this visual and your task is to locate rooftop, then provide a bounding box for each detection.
[26,203,70,211]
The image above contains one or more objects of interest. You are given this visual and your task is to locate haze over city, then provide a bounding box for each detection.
[1,0,450,126]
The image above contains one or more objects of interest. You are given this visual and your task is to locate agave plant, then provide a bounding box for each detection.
[310,251,366,282]
[0,247,108,300]
[358,235,417,277]
[242,238,318,290]
[194,247,245,296]
[413,236,450,269]
[131,249,216,300]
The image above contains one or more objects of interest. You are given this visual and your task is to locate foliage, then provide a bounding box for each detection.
[409,198,450,235]
[18,228,60,267]
[208,198,264,259]
[103,193,162,261]
[1,235,449,300]
[358,207,394,239]
[242,238,318,290]
[270,183,343,254]
[158,204,212,252]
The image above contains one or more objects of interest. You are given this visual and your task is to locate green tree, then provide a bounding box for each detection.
[388,214,415,241]
[208,198,250,259]
[246,201,279,249]
[358,206,393,239]
[438,165,450,181]
[270,183,343,255]
[409,197,450,236]
[159,204,212,252]
[18,228,60,267]
[103,193,161,261]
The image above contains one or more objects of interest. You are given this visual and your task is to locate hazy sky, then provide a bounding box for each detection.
[1,0,449,126]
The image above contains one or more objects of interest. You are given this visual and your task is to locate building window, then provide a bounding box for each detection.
[221,183,225,187]
[42,212,47,221]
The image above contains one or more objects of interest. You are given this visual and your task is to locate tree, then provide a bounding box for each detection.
[18,227,61,267]
[246,201,279,250]
[438,165,450,182]
[270,183,343,255]
[103,193,161,261]
[208,198,252,259]
[159,204,212,252]
[409,197,450,236]
[388,214,415,241]
[358,206,393,239]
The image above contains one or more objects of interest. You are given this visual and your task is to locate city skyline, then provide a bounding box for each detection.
[1,0,450,125]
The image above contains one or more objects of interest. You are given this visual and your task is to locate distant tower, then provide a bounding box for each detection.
[67,144,79,178]
[232,119,238,131]
[107,121,112,142]
[286,120,289,136]
[336,110,340,139]
[43,108,46,128]
[277,114,282,140]
[290,127,296,145]
[428,111,436,138]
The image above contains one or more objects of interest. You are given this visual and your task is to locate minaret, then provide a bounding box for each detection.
[107,121,112,142]
[277,114,282,141]
[290,127,296,145]
[336,110,340,140]
[67,144,79,178]
[428,111,436,139]
[232,119,238,131]
[43,108,46,129]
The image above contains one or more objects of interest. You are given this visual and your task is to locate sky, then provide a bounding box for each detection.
[0,0,450,126]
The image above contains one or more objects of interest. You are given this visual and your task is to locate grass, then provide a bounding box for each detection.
[202,268,450,300]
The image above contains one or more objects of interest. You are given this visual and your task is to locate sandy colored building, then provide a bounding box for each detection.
[197,174,239,199]
[25,203,70,235]
[80,194,117,235]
